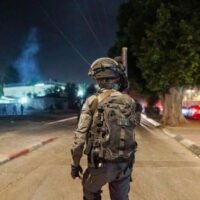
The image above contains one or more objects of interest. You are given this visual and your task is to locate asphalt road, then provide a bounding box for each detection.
[0,119,200,200]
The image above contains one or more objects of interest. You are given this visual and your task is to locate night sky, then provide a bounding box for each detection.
[0,0,124,83]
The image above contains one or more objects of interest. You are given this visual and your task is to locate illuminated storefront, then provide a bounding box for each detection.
[183,88,200,106]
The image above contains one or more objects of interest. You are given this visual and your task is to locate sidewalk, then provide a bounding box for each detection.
[144,115,200,157]
[163,120,200,157]
[166,120,200,146]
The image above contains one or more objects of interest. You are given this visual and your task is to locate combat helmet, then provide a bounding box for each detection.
[88,57,128,91]
[88,57,124,79]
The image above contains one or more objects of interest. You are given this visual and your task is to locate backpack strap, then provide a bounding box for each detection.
[97,89,116,103]
[90,89,116,115]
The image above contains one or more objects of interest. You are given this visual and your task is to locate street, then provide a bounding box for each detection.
[0,119,200,200]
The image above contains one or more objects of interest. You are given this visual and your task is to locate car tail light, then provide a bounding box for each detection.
[191,108,197,115]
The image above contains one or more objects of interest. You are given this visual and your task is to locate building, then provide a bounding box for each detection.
[0,81,68,113]
[4,80,66,98]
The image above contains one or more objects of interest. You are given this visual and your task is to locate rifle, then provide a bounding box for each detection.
[85,106,106,168]
[84,90,114,167]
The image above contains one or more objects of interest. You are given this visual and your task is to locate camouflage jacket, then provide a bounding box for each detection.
[71,89,136,166]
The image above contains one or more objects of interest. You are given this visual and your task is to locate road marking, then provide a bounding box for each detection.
[9,149,29,160]
[162,128,176,138]
[0,155,9,165]
[46,116,77,125]
[0,137,57,166]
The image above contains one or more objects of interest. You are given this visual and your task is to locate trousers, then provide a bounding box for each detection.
[82,162,132,200]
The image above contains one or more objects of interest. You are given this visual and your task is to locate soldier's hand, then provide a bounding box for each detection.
[71,164,83,179]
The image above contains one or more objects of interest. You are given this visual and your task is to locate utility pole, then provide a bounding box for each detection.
[122,47,128,77]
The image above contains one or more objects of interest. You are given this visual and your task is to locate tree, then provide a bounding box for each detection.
[3,65,20,84]
[64,82,79,109]
[45,86,64,97]
[84,84,97,99]
[110,0,200,126]
[108,0,159,97]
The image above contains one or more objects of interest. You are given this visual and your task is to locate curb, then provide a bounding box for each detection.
[142,115,200,158]
[0,137,57,166]
[162,128,200,158]
[141,114,161,127]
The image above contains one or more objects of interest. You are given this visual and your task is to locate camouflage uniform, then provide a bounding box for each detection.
[71,89,136,200]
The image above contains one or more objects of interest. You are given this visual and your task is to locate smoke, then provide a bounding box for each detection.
[14,27,42,83]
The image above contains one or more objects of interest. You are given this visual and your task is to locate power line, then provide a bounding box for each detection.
[84,0,107,44]
[39,4,90,65]
[82,0,93,26]
[96,0,110,34]
[93,0,105,29]
[73,0,106,55]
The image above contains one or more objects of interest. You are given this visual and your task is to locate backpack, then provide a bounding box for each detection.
[85,90,137,167]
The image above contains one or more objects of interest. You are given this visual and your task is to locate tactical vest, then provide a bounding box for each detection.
[85,90,137,167]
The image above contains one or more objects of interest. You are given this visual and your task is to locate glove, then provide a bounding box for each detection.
[71,164,83,179]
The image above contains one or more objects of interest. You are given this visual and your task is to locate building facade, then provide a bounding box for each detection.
[0,81,67,113]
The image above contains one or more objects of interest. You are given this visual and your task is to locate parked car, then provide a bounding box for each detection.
[182,105,200,120]
[182,106,190,117]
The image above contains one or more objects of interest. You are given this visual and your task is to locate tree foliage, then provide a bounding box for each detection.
[111,0,200,125]
[64,82,79,109]
[45,86,64,97]
[110,0,200,94]
[108,0,161,95]
[84,84,97,99]
[137,2,200,92]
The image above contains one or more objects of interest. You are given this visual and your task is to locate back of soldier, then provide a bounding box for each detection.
[71,57,137,200]
[87,90,137,167]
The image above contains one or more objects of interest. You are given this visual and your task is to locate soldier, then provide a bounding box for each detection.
[71,57,137,200]
[12,104,17,115]
[2,105,7,115]
[20,104,24,115]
